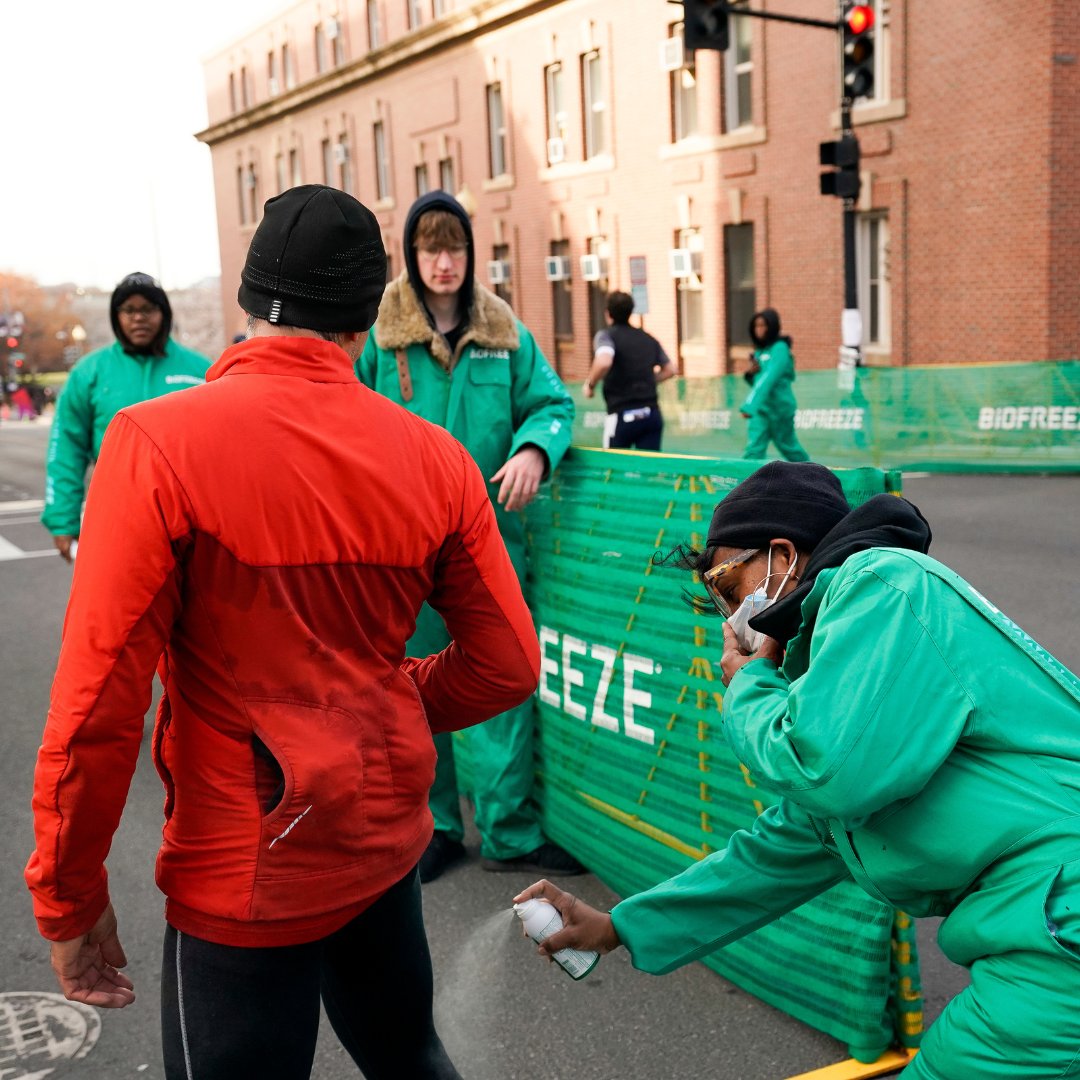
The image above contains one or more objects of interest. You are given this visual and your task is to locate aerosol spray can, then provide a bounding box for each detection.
[513,898,599,980]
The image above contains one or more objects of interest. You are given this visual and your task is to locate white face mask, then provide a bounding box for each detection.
[726,548,798,653]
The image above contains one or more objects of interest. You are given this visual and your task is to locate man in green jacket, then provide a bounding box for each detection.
[42,273,210,559]
[356,192,582,883]
[517,461,1080,1078]
[741,308,808,461]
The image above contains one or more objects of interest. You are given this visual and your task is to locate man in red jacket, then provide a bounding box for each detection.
[25,185,541,1080]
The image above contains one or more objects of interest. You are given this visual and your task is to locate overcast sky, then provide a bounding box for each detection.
[2,1,287,291]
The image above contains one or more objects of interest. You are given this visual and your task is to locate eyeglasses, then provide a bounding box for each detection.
[415,245,468,260]
[701,547,760,618]
[118,305,160,319]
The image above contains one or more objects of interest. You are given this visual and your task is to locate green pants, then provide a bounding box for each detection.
[429,698,544,860]
[903,950,1080,1078]
[743,411,809,461]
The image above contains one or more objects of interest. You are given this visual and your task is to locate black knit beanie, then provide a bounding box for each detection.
[706,461,851,553]
[238,185,387,332]
[110,272,172,356]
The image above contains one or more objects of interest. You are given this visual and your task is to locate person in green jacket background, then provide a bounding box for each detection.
[517,461,1080,1079]
[356,191,582,883]
[41,272,211,560]
[741,308,809,462]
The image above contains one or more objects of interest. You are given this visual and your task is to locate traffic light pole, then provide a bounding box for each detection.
[838,70,863,386]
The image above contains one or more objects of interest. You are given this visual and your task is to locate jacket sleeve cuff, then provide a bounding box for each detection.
[33,885,110,943]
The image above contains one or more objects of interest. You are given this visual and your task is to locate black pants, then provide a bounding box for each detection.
[160,869,461,1079]
[603,405,663,451]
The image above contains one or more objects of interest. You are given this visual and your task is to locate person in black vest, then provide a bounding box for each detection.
[585,291,674,450]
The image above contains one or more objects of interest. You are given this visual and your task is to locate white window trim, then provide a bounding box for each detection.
[723,6,753,134]
[857,212,891,352]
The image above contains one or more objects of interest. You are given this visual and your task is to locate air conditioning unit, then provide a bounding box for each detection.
[268,77,280,97]
[660,36,685,72]
[669,248,695,278]
[544,256,572,282]
[546,136,566,165]
[487,260,512,286]
[333,143,349,164]
[325,17,340,39]
[580,254,608,282]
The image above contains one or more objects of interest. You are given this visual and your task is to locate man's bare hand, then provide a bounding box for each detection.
[582,382,595,399]
[721,622,783,686]
[53,535,76,562]
[49,902,135,1008]
[513,879,621,958]
[490,446,547,512]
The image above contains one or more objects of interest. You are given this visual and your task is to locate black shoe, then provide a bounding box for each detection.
[418,833,466,883]
[481,842,585,876]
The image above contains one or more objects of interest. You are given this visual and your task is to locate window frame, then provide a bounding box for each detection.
[374,120,391,201]
[486,82,508,179]
[723,4,753,133]
[723,223,756,351]
[857,211,891,350]
[581,50,608,160]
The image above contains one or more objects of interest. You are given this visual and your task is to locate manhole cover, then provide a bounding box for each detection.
[0,992,101,1077]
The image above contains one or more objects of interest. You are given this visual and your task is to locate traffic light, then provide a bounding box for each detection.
[819,134,861,199]
[5,337,18,349]
[842,3,875,100]
[682,0,730,53]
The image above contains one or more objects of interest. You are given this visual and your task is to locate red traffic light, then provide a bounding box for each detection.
[5,337,18,348]
[13,358,24,368]
[846,4,874,34]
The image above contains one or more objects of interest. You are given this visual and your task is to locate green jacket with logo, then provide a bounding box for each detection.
[356,275,573,655]
[42,340,210,537]
[612,548,1080,977]
[741,338,797,419]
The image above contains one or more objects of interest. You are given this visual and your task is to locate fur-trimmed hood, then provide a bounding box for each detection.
[373,271,521,369]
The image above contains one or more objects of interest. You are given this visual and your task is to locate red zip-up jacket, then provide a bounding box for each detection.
[26,336,540,947]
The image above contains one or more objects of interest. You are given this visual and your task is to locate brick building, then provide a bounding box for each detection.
[197,0,1079,379]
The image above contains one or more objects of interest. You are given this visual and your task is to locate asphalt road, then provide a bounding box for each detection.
[1,417,1076,1079]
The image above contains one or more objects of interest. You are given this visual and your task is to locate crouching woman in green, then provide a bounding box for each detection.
[516,461,1080,1079]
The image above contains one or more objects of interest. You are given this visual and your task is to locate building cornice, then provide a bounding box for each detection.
[196,0,566,146]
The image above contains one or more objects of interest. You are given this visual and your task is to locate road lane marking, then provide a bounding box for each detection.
[0,499,44,512]
[0,536,56,561]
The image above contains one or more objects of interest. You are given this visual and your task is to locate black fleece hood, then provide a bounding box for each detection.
[749,493,933,644]
[110,272,172,357]
[402,190,475,327]
[750,307,791,351]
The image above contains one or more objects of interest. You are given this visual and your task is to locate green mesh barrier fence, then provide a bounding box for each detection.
[453,450,920,1062]
[573,360,1080,472]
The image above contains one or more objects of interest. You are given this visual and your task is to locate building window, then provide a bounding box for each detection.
[268,51,278,96]
[492,243,512,307]
[331,20,345,66]
[289,147,302,186]
[237,165,246,224]
[439,156,455,193]
[858,0,889,103]
[240,66,251,109]
[246,165,259,225]
[581,50,607,159]
[229,73,237,113]
[724,224,755,349]
[407,0,423,29]
[487,82,508,178]
[415,162,430,197]
[321,138,332,185]
[433,0,448,15]
[275,152,286,193]
[551,239,573,341]
[337,136,352,193]
[857,213,890,347]
[367,1,381,48]
[675,227,705,346]
[670,24,698,142]
[282,43,295,89]
[314,24,327,73]
[544,62,567,164]
[586,236,609,339]
[374,120,390,200]
[723,4,753,132]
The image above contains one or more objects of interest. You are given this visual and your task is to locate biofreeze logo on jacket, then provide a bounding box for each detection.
[470,349,511,359]
[538,627,657,744]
